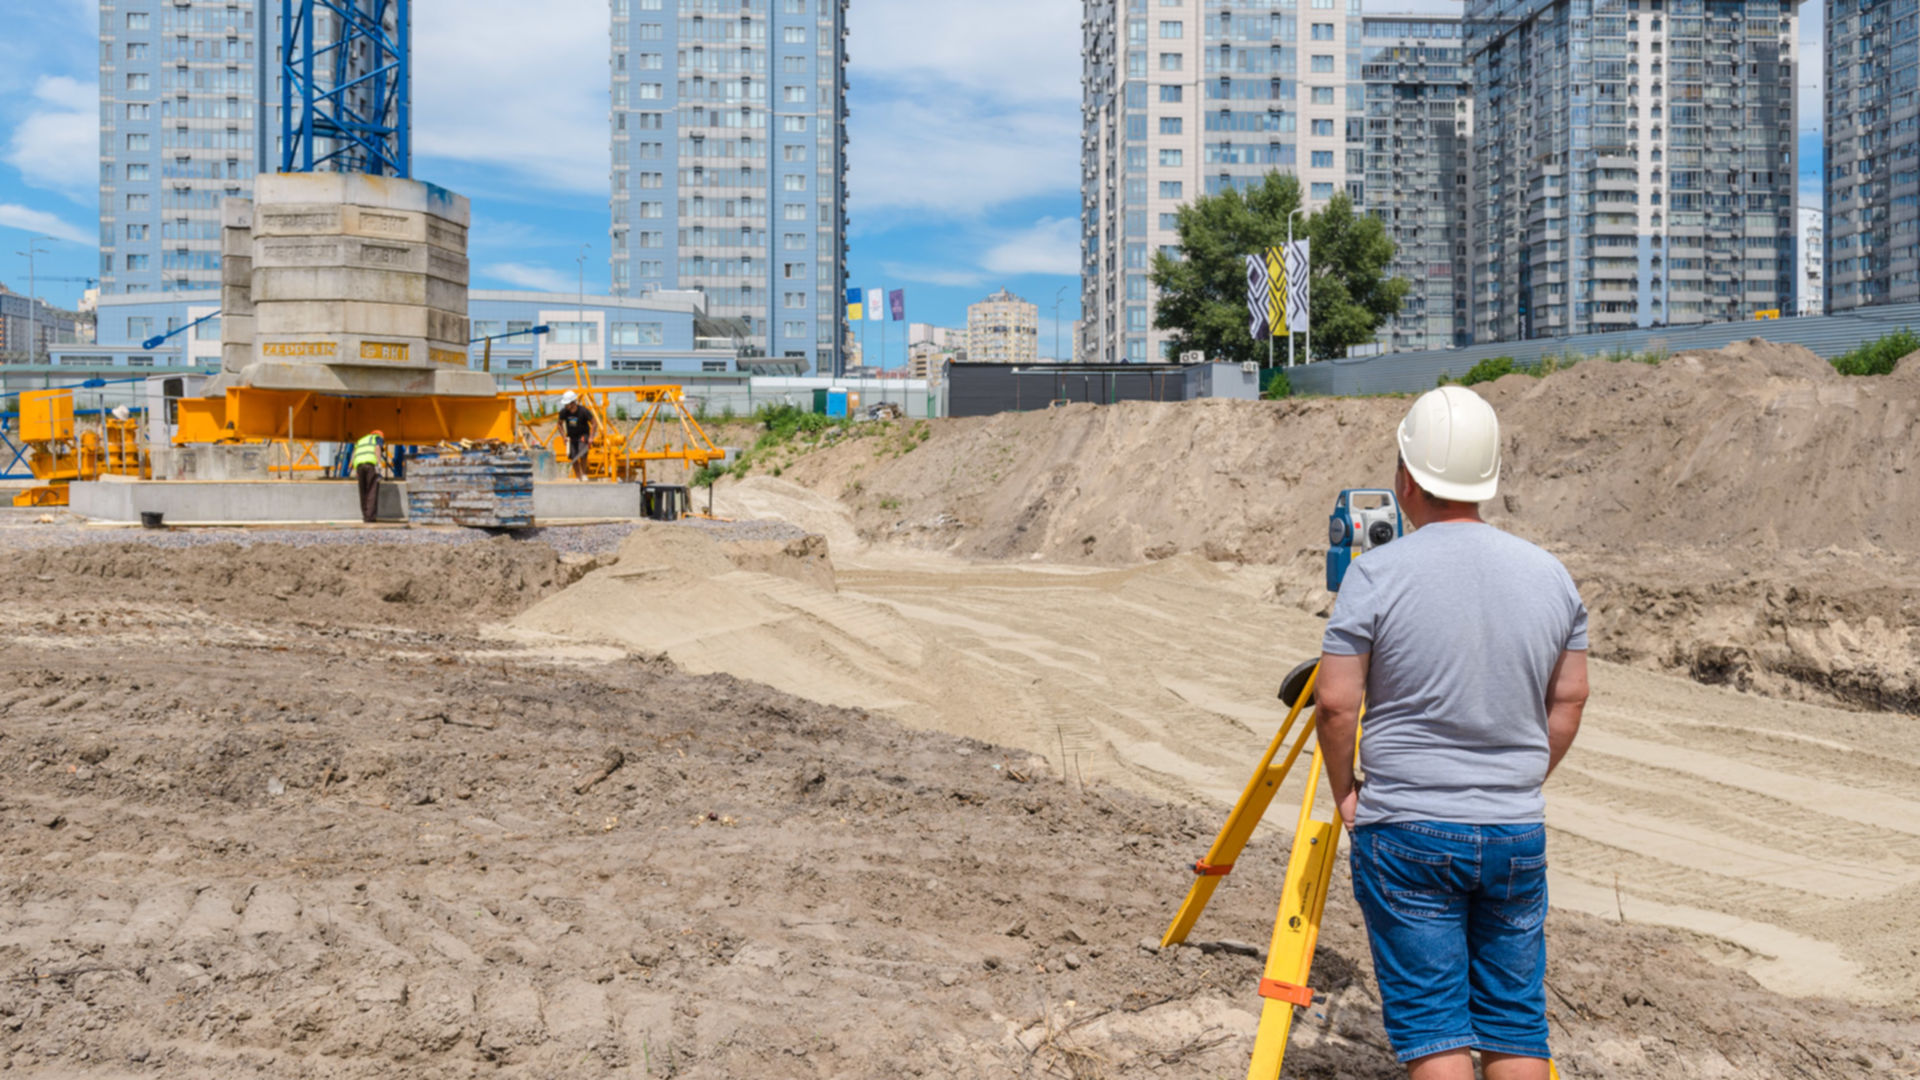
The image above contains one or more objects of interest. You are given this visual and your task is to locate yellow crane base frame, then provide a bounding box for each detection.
[509,362,725,485]
[174,387,515,446]
[11,389,149,507]
[1162,662,1563,1080]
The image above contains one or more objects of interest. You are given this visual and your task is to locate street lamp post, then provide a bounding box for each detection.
[576,243,591,369]
[1052,285,1067,363]
[15,237,52,366]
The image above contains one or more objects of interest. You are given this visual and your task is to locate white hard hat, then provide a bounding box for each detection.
[111,405,131,421]
[1398,386,1501,503]
[561,390,578,405]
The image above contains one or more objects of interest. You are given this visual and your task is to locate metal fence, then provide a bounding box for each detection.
[1288,304,1920,396]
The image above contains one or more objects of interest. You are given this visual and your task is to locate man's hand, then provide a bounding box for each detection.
[1333,785,1358,831]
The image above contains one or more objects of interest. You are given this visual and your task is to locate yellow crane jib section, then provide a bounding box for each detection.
[509,361,726,484]
[173,388,514,445]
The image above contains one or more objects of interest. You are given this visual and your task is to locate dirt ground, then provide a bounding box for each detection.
[2,534,1915,1078]
[4,342,1919,1076]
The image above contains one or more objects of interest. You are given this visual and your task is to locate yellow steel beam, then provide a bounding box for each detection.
[174,389,514,445]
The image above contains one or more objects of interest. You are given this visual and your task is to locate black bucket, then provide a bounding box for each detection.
[139,511,165,530]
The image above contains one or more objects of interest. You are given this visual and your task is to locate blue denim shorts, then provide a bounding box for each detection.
[1348,821,1551,1064]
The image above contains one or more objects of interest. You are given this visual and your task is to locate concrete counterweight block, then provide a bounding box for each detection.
[234,173,480,398]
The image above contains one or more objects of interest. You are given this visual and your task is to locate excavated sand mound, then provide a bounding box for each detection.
[763,341,1920,712]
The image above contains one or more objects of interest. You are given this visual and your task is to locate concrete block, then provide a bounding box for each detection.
[252,202,347,238]
[428,309,469,344]
[222,226,254,258]
[253,300,442,339]
[426,277,465,313]
[252,236,443,277]
[253,266,429,306]
[254,171,348,207]
[426,247,469,285]
[254,331,430,366]
[425,216,468,254]
[222,314,254,345]
[237,360,499,398]
[420,182,470,228]
[71,479,408,523]
[221,255,253,287]
[343,205,429,243]
[221,343,252,374]
[220,284,255,317]
[221,196,254,230]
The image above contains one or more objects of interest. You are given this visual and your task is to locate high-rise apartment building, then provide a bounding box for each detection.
[98,2,409,297]
[1468,0,1800,341]
[607,0,849,375]
[1359,16,1473,351]
[1825,0,1913,311]
[967,287,1039,364]
[1082,0,1366,365]
[99,1,264,296]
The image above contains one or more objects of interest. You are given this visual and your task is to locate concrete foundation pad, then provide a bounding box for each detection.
[70,479,648,524]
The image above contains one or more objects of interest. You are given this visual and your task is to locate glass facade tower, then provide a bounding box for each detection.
[1082,0,1364,365]
[1825,0,1919,311]
[608,0,849,375]
[1468,0,1801,341]
[1359,16,1473,350]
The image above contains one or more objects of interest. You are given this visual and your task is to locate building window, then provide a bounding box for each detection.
[1159,180,1183,198]
[1311,182,1334,199]
[783,173,806,190]
[1160,85,1183,103]
[783,320,807,338]
[550,321,599,345]
[1311,150,1334,168]
[1160,20,1183,37]
[783,86,807,103]
[126,42,149,60]
[1158,149,1183,167]
[783,262,806,278]
[702,361,728,372]
[126,11,149,28]
[1311,23,1334,40]
[126,73,150,91]
[782,116,806,132]
[1311,54,1334,72]
[128,317,153,339]
[783,232,807,250]
[1310,87,1334,104]
[783,291,808,309]
[783,27,806,43]
[1159,53,1183,70]
[126,164,149,180]
[783,204,806,220]
[126,193,149,210]
[1311,118,1334,135]
[125,103,150,120]
[636,83,662,100]
[610,322,663,345]
[1159,116,1183,134]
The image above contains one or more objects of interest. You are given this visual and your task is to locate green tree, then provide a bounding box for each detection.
[1149,171,1410,363]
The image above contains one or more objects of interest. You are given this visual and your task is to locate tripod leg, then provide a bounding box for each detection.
[1246,742,1341,1080]
[1163,667,1321,948]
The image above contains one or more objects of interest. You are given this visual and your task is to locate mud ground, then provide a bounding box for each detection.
[2,538,1915,1078]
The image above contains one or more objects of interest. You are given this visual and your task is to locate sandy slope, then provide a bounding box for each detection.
[511,492,1920,1007]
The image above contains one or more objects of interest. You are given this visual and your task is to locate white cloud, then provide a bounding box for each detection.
[854,0,1080,108]
[851,98,1079,221]
[4,76,97,197]
[411,0,607,194]
[981,217,1080,276]
[481,262,576,291]
[880,261,986,289]
[0,203,92,245]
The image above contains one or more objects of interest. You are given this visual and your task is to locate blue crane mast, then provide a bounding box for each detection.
[279,0,411,178]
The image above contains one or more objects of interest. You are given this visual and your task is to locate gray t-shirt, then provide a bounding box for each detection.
[1322,521,1588,826]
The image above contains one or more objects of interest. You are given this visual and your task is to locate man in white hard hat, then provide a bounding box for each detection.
[1315,385,1589,1080]
[556,390,596,481]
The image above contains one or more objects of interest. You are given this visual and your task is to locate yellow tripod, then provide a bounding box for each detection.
[1161,660,1563,1080]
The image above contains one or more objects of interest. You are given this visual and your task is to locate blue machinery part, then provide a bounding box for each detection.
[281,0,411,178]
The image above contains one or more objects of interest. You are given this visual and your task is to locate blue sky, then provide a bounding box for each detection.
[1,0,1823,355]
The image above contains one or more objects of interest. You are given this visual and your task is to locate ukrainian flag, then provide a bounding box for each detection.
[846,287,863,322]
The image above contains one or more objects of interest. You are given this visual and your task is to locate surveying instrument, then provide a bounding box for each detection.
[1159,489,1564,1080]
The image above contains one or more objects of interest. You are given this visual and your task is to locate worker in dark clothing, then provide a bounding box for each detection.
[558,391,596,480]
[350,429,387,523]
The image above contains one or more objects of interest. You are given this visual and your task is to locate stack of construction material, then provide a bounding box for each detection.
[406,448,535,529]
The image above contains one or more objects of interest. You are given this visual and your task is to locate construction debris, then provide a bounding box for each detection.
[405,446,535,529]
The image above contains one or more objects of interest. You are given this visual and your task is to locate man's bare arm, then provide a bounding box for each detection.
[1545,649,1588,777]
[1315,652,1369,824]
